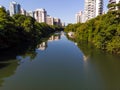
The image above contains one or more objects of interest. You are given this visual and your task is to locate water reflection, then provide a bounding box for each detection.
[0,32,120,90]
[37,42,47,51]
[14,33,62,66]
[67,33,120,90]
[48,33,61,42]
[83,55,89,62]
[67,34,89,63]
[37,33,61,51]
[16,56,31,64]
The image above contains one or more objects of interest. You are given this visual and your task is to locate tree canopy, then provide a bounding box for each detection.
[65,9,120,54]
[0,7,60,49]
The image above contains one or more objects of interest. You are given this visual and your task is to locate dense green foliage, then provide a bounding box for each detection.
[65,10,120,54]
[0,7,59,49]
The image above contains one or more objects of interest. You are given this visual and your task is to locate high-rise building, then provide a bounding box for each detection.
[75,11,84,23]
[96,0,103,16]
[20,8,26,15]
[109,0,116,10]
[109,0,116,2]
[61,22,65,27]
[46,15,54,25]
[53,18,61,26]
[109,0,120,10]
[84,0,103,22]
[27,11,34,18]
[9,1,21,16]
[116,0,120,10]
[34,8,47,23]
[84,0,96,21]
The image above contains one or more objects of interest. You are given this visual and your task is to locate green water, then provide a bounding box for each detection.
[0,32,120,90]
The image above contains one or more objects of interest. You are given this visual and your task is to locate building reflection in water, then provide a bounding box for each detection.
[37,33,61,51]
[74,42,78,46]
[16,56,31,64]
[83,55,89,62]
[61,31,65,36]
[48,34,61,42]
[37,42,47,51]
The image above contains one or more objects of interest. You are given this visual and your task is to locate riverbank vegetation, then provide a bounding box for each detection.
[0,7,61,50]
[65,9,120,54]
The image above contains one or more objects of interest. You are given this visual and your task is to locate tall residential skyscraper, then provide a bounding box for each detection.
[84,0,103,22]
[27,11,34,18]
[75,11,84,23]
[9,1,21,16]
[96,0,103,16]
[46,15,54,25]
[115,0,120,10]
[109,0,120,10]
[109,0,115,2]
[34,8,47,23]
[109,0,116,11]
[84,0,96,21]
[20,8,26,15]
[53,18,62,26]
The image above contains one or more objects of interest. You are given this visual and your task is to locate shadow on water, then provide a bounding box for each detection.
[0,35,52,87]
[0,61,18,87]
[0,32,58,87]
[0,32,63,90]
[0,31,59,62]
[0,39,44,62]
[0,43,33,87]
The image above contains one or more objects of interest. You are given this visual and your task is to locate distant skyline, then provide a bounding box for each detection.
[0,0,108,24]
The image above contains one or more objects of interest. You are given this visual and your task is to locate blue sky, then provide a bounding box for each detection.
[0,0,108,24]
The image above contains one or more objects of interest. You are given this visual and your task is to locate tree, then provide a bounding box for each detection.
[65,9,120,55]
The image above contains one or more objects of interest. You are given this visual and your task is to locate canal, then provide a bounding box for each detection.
[0,32,120,90]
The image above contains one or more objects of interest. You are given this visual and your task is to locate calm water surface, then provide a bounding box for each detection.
[0,32,120,90]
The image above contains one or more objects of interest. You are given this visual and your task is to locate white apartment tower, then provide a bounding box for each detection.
[96,0,103,16]
[84,0,103,22]
[75,11,84,23]
[27,11,34,18]
[109,0,120,3]
[117,0,120,10]
[115,0,120,10]
[109,0,120,10]
[34,8,47,23]
[9,1,21,16]
[84,0,96,21]
[53,18,61,26]
[46,15,54,25]
[20,8,26,15]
